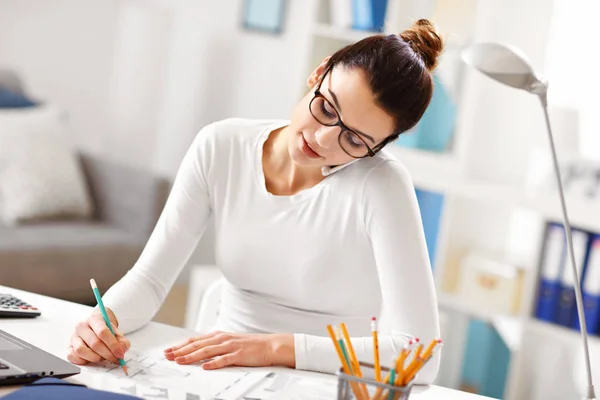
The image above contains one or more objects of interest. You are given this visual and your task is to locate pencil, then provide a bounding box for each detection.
[387,367,396,400]
[401,343,423,385]
[336,327,352,372]
[326,325,363,400]
[372,317,381,382]
[373,338,419,400]
[403,339,443,385]
[90,279,128,376]
[339,323,369,399]
[422,338,443,360]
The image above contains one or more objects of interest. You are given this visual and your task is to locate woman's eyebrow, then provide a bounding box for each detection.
[327,88,375,143]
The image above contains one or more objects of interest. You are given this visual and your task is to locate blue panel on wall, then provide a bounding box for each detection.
[414,188,444,269]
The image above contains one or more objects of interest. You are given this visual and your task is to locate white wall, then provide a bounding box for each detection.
[0,0,314,269]
[0,0,314,175]
[0,0,121,154]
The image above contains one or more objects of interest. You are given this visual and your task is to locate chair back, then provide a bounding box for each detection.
[194,278,224,333]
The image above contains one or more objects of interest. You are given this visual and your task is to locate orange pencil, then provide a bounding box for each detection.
[340,323,369,400]
[403,339,442,385]
[326,325,364,400]
[401,343,423,385]
[372,317,381,382]
[422,338,443,360]
[372,338,419,400]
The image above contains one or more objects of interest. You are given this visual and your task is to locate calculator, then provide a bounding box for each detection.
[0,293,41,318]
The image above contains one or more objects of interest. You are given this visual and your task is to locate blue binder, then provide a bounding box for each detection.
[3,377,141,399]
[535,223,566,322]
[352,0,388,32]
[555,228,590,327]
[575,234,600,334]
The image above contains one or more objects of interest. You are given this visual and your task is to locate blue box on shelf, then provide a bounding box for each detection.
[352,0,388,32]
[396,74,457,152]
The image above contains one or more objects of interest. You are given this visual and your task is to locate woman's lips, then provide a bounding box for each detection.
[301,134,322,158]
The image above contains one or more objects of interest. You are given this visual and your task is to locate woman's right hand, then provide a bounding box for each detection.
[67,307,130,365]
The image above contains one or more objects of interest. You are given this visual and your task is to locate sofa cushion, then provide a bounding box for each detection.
[0,104,94,225]
[0,222,143,304]
[0,221,139,250]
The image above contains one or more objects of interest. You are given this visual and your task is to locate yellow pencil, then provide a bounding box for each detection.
[394,347,411,385]
[403,339,443,385]
[340,323,369,400]
[372,338,419,400]
[422,338,443,360]
[403,357,425,385]
[372,317,381,382]
[326,325,364,400]
[401,343,423,385]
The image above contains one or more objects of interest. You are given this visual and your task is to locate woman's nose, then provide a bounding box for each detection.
[314,126,338,149]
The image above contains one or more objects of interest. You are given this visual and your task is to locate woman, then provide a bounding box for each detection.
[67,19,444,384]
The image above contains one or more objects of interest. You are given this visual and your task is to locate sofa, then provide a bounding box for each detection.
[0,69,170,305]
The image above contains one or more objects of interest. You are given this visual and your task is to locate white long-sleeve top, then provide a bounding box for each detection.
[102,118,440,384]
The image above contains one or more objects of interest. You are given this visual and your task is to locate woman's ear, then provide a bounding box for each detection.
[306,56,331,88]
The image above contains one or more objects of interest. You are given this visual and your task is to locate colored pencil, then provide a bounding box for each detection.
[340,323,369,399]
[326,325,364,400]
[372,317,381,382]
[90,279,128,376]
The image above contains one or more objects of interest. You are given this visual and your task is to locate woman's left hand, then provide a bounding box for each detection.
[163,331,295,370]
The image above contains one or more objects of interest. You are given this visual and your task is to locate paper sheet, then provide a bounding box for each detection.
[79,347,338,400]
[80,347,247,399]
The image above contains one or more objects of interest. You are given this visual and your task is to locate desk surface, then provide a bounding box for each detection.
[0,286,492,399]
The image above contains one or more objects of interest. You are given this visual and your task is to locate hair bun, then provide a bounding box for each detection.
[399,19,444,71]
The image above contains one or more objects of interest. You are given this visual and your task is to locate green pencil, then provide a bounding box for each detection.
[90,278,128,375]
[388,368,396,400]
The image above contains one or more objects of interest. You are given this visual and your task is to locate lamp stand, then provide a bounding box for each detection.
[537,90,597,400]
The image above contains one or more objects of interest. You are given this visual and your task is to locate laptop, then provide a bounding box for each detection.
[0,329,80,385]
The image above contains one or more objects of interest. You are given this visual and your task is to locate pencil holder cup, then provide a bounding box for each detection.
[336,362,416,400]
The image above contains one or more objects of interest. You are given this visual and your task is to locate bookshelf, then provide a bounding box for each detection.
[302,0,595,398]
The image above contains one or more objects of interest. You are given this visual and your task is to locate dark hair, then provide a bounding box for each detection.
[326,19,444,139]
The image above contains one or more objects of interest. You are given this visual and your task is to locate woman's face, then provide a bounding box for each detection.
[287,62,395,168]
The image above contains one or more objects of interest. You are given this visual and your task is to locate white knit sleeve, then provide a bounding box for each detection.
[294,160,441,385]
[101,124,215,334]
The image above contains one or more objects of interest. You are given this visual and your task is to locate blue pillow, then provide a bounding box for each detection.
[0,86,37,108]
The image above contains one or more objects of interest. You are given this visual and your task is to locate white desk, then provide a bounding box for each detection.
[0,286,492,399]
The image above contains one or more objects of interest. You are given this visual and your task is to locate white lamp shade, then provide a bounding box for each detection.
[461,43,537,90]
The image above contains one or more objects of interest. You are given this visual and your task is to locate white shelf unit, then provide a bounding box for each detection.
[304,0,598,398]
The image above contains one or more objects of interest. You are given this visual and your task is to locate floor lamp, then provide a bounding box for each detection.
[461,42,596,400]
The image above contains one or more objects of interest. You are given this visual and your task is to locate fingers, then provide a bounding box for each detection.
[116,334,131,353]
[164,331,221,353]
[75,321,118,364]
[89,315,126,360]
[67,345,88,365]
[174,342,233,365]
[165,334,225,361]
[70,335,103,363]
[202,353,237,370]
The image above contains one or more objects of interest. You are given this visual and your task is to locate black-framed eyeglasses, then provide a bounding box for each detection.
[309,64,394,158]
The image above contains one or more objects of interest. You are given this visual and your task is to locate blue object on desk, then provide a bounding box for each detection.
[2,377,141,399]
[352,0,388,32]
